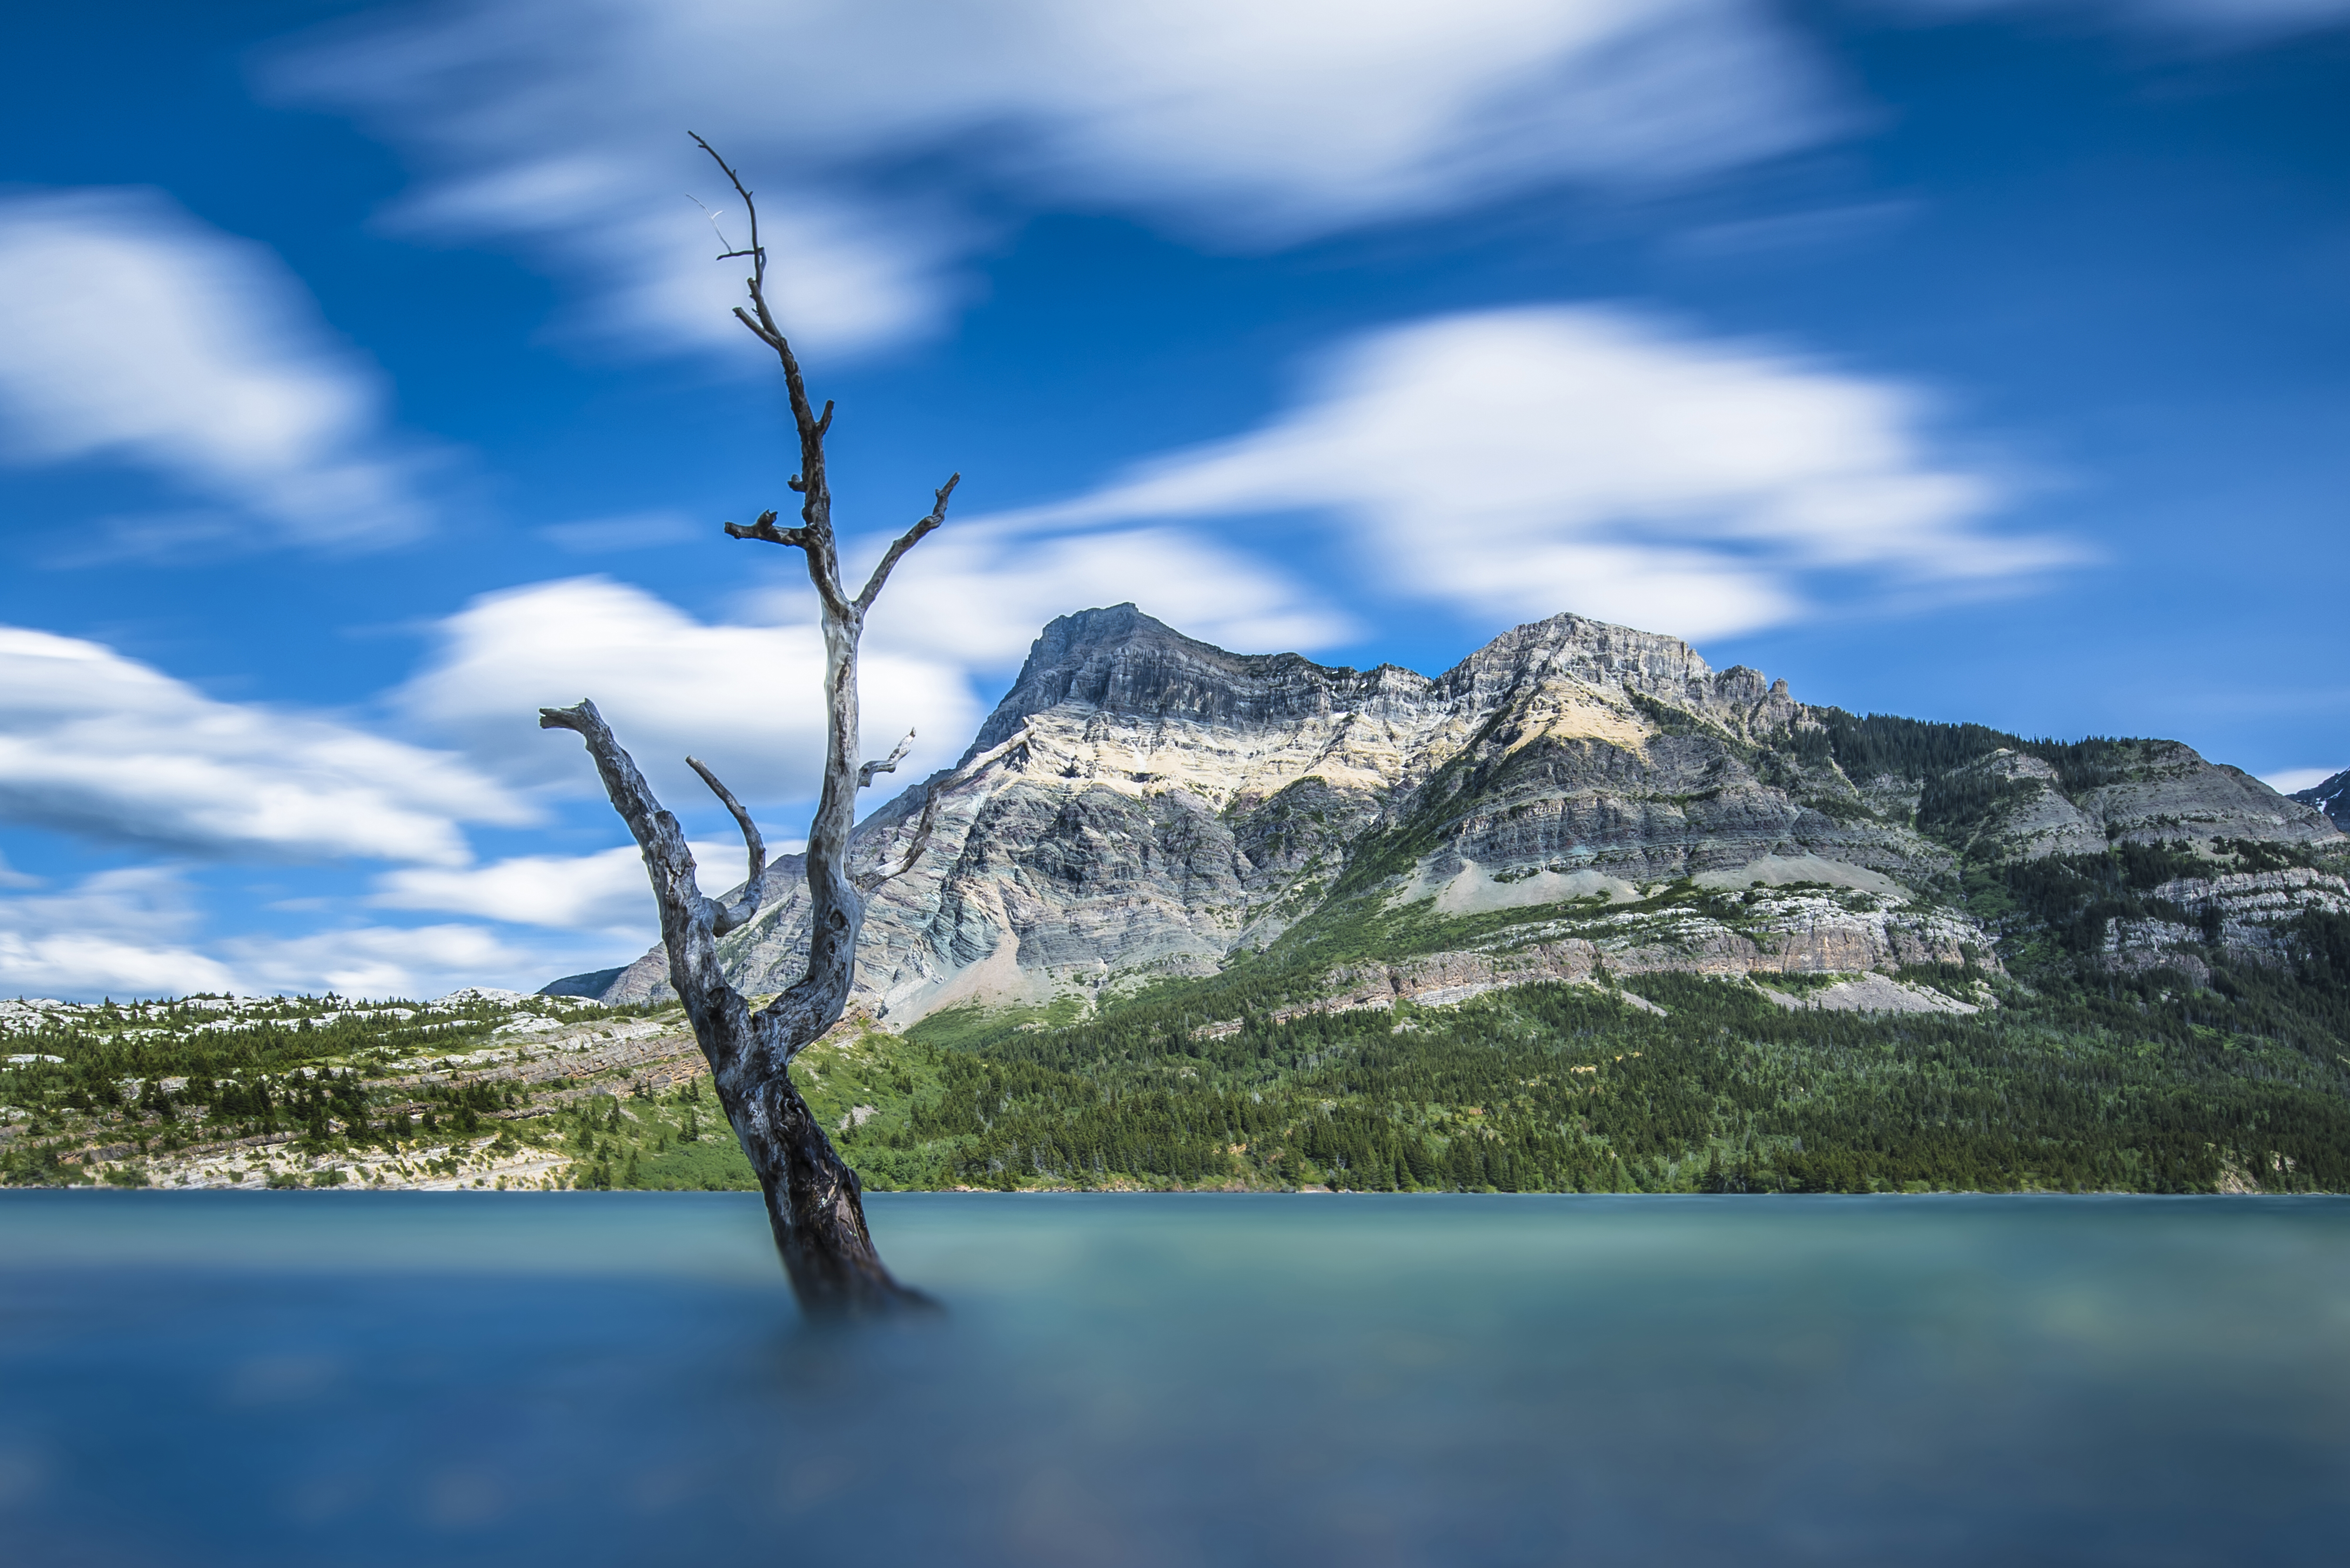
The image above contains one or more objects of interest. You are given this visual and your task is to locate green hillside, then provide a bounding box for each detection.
[6,710,2347,1196]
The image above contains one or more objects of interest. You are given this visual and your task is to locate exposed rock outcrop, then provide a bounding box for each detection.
[575,606,2337,1018]
[2293,769,2350,832]
[2097,866,2350,983]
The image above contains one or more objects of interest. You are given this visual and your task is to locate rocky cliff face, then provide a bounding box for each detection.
[2294,769,2350,832]
[2099,867,2350,986]
[570,605,2341,1016]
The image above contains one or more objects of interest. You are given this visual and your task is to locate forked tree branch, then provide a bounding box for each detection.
[687,755,765,934]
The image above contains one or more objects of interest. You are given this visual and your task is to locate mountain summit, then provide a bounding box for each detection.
[564,607,2342,1020]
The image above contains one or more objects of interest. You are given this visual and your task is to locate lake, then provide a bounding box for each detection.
[2,1192,2345,1565]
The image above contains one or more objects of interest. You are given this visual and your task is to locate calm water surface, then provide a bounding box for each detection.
[2,1192,2345,1566]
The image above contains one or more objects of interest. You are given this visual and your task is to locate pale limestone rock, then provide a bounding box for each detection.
[577,605,2335,1020]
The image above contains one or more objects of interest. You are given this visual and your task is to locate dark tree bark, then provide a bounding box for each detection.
[538,138,957,1316]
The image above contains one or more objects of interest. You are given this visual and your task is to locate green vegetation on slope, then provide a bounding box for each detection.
[8,909,2346,1195]
[6,696,2344,1198]
[836,817,2350,1194]
[851,956,2349,1195]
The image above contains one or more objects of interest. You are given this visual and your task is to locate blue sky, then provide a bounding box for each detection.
[2,0,2345,1001]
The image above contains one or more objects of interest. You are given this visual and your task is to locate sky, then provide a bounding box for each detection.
[1,0,2345,1001]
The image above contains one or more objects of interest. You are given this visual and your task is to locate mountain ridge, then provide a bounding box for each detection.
[554,605,2342,1024]
[2294,769,2350,832]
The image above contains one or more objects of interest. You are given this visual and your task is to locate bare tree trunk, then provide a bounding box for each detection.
[538,139,955,1317]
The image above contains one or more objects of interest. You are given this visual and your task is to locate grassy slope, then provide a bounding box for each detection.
[836,716,2350,1196]
[8,716,2344,1197]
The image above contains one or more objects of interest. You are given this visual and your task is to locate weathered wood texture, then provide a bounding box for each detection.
[539,139,956,1315]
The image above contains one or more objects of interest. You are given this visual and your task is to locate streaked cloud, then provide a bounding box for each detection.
[395,575,985,804]
[0,864,629,1001]
[0,623,530,866]
[839,522,1356,672]
[533,509,700,553]
[269,0,1836,358]
[994,305,2076,641]
[0,188,436,551]
[217,919,565,1000]
[0,867,241,999]
[371,840,756,933]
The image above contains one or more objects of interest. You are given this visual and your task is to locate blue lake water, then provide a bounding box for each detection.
[2,1192,2346,1566]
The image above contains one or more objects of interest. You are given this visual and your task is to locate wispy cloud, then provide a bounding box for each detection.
[268,0,1837,358]
[0,867,241,999]
[0,864,636,1001]
[833,522,1356,673]
[2261,766,2343,795]
[533,509,700,553]
[987,305,2077,641]
[371,840,756,934]
[217,919,569,1001]
[0,623,531,865]
[396,575,985,804]
[0,189,439,553]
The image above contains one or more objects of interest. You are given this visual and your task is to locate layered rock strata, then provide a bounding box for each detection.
[2099,867,2350,985]
[571,605,2337,1018]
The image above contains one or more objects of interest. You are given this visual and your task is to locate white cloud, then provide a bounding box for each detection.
[370,839,756,932]
[839,523,1357,672]
[534,508,699,553]
[0,624,530,865]
[0,868,241,999]
[217,921,562,1001]
[269,0,1834,358]
[396,575,985,804]
[0,189,435,550]
[404,514,1352,807]
[0,863,624,1001]
[2261,766,2343,795]
[994,305,2076,640]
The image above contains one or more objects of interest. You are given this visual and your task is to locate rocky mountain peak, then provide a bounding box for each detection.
[1448,611,1713,701]
[1434,611,1798,741]
[964,603,1420,761]
[565,606,2341,1022]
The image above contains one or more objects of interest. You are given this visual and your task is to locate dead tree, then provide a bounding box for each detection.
[539,138,957,1315]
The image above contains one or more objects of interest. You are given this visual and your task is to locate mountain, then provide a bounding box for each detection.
[9,608,2344,1198]
[559,605,2344,1022]
[2294,769,2350,832]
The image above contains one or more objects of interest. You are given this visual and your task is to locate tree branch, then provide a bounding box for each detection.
[855,473,959,615]
[539,139,939,1315]
[687,755,765,934]
[691,132,764,298]
[723,508,809,549]
[857,726,1030,894]
[694,134,818,442]
[538,699,745,1062]
[858,730,915,789]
